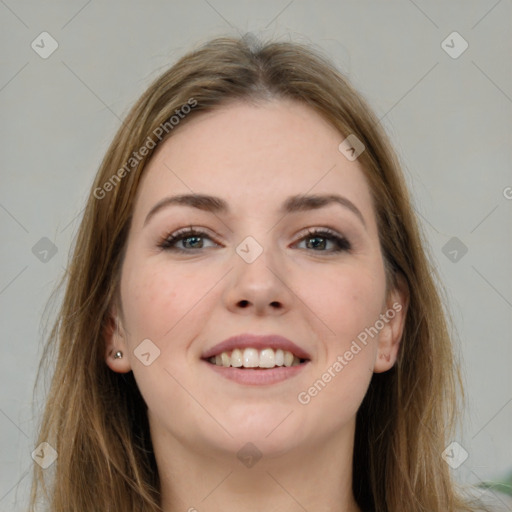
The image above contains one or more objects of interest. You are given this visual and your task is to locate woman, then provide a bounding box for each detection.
[29,35,491,511]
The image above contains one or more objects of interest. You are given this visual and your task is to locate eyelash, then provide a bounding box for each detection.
[157,226,352,254]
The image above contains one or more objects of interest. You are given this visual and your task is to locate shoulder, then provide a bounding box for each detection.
[465,488,512,512]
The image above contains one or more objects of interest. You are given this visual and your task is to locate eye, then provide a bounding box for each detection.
[157,226,351,254]
[294,228,351,253]
[157,226,219,252]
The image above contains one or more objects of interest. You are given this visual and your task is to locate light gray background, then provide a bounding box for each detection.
[1,1,511,510]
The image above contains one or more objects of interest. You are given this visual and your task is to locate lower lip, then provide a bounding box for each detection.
[202,360,309,385]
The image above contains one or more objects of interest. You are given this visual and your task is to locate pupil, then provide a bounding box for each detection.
[184,236,202,249]
[308,237,325,250]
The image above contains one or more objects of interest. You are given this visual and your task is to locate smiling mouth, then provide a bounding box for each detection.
[204,347,309,369]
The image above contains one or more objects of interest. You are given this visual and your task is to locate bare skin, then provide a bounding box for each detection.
[105,98,408,512]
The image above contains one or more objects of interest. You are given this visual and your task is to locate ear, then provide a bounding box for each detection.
[373,272,409,373]
[103,304,132,374]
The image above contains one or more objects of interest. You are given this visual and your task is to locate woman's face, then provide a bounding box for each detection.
[106,98,407,458]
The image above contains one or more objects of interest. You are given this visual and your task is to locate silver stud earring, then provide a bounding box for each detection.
[114,350,123,359]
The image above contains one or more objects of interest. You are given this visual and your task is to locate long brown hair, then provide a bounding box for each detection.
[29,35,486,511]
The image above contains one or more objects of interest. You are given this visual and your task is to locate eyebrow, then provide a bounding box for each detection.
[143,193,366,228]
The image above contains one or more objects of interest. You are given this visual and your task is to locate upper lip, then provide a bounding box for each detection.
[201,333,312,361]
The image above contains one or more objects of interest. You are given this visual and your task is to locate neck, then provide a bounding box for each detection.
[151,418,362,512]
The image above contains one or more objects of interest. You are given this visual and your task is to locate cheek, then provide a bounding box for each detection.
[119,261,183,347]
[121,267,176,342]
[122,251,229,332]
[295,268,382,417]
[119,260,205,410]
[299,261,386,342]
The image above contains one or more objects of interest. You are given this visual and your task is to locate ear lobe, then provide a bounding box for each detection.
[373,273,409,374]
[103,308,132,374]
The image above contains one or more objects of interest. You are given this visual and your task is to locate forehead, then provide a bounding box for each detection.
[131,99,375,226]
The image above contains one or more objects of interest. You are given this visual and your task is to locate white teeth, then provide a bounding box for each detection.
[231,348,243,367]
[208,348,304,369]
[243,348,259,368]
[259,348,275,368]
[275,348,284,366]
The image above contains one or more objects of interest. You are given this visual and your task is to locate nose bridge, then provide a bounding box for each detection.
[225,230,291,313]
[231,211,277,266]
[235,232,279,287]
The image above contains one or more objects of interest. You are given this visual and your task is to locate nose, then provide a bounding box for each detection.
[222,243,293,316]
